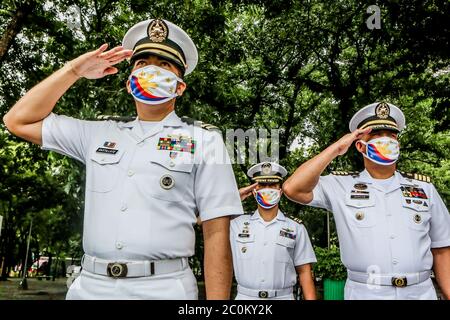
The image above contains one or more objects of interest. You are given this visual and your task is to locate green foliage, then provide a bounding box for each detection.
[0,0,449,277]
[313,245,347,281]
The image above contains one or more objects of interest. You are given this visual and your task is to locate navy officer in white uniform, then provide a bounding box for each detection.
[3,19,243,299]
[230,162,317,300]
[283,102,450,299]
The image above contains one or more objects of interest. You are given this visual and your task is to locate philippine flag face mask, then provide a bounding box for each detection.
[254,188,282,209]
[129,65,184,105]
[359,137,400,166]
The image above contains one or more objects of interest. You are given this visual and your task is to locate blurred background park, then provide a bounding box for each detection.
[0,0,448,299]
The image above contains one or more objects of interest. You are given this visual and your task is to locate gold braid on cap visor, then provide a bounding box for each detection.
[359,119,398,130]
[252,176,283,183]
[133,43,187,67]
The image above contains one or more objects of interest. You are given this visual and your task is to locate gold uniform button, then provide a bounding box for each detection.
[160,174,175,190]
[241,247,247,253]
[355,212,365,220]
[414,214,422,223]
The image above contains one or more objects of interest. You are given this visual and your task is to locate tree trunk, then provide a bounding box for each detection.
[0,2,35,64]
[0,245,14,280]
[0,222,15,281]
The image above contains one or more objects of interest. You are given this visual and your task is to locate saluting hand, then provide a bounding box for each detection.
[332,128,372,156]
[238,183,258,201]
[68,43,133,79]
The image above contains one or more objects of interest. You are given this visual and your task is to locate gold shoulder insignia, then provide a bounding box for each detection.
[399,171,432,183]
[289,216,303,225]
[180,116,220,131]
[201,123,220,131]
[331,171,360,177]
[97,115,136,122]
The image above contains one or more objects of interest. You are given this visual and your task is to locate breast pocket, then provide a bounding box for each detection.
[344,197,376,228]
[401,199,431,231]
[275,236,295,263]
[235,235,255,260]
[148,152,194,202]
[88,150,125,193]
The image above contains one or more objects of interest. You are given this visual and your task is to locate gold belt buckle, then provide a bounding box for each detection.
[258,291,269,298]
[391,276,407,287]
[107,263,128,278]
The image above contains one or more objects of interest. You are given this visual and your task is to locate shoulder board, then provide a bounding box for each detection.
[399,171,432,183]
[97,115,136,122]
[180,116,220,131]
[289,216,303,225]
[331,171,360,177]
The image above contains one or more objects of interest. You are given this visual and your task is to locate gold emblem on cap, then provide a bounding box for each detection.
[375,102,390,119]
[261,162,272,175]
[148,19,168,43]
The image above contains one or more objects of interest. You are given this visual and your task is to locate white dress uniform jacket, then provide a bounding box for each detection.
[42,111,243,299]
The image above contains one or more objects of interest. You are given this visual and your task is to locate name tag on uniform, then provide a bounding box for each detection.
[238,233,250,238]
[350,194,370,199]
[280,230,296,239]
[96,147,118,154]
[350,189,370,199]
[96,141,119,154]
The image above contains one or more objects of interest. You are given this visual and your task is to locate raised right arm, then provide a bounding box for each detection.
[2,44,132,145]
[282,128,371,204]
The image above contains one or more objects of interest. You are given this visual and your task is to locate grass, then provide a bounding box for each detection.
[0,277,68,300]
[0,278,217,300]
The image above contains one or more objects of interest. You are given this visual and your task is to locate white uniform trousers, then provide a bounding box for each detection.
[344,278,438,300]
[235,293,294,300]
[66,267,198,300]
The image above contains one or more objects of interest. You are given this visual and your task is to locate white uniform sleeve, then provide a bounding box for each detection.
[308,175,334,211]
[41,113,96,164]
[293,224,317,266]
[429,184,450,248]
[195,131,244,222]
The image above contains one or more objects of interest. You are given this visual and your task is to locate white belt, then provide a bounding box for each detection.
[82,254,188,278]
[347,270,431,287]
[237,285,293,298]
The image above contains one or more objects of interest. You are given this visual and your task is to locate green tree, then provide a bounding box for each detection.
[0,0,448,281]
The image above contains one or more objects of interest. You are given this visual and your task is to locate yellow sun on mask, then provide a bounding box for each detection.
[137,71,159,91]
[374,141,392,155]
